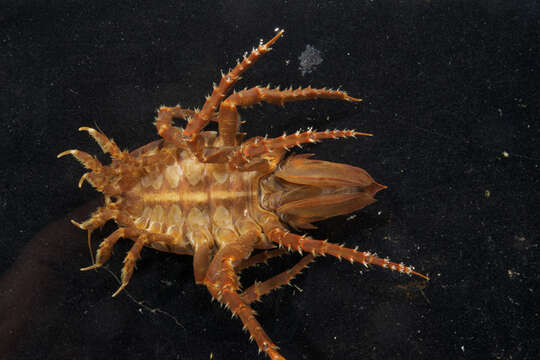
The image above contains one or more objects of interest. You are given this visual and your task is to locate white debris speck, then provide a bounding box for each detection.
[298,45,323,76]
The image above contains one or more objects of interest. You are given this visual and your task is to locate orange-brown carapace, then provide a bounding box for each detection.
[59,30,427,360]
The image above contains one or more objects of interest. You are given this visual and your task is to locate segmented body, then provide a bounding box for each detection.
[59,30,427,360]
[124,137,262,257]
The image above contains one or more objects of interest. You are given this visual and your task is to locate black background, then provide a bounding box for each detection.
[1,1,539,359]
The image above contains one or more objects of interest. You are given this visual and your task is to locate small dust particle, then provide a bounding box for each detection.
[484,190,491,198]
[502,151,509,158]
[160,279,173,287]
[507,269,520,278]
[298,45,323,76]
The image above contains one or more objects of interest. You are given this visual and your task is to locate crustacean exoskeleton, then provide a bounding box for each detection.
[59,29,427,360]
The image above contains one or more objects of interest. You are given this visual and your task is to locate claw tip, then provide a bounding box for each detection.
[70,219,85,229]
[57,150,73,158]
[80,264,100,271]
[111,284,126,297]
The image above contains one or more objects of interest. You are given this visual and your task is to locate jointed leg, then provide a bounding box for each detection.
[80,227,142,271]
[156,106,201,124]
[204,232,285,360]
[154,105,222,155]
[70,203,140,264]
[70,206,118,232]
[57,147,120,192]
[155,105,192,150]
[110,230,177,297]
[78,127,126,161]
[79,223,178,297]
[237,248,289,271]
[266,227,429,280]
[240,254,314,304]
[184,30,285,138]
[156,105,230,161]
[192,231,214,284]
[111,233,150,297]
[112,230,180,297]
[59,126,132,166]
[78,126,175,171]
[57,149,105,172]
[71,200,137,231]
[218,85,362,146]
[229,129,372,168]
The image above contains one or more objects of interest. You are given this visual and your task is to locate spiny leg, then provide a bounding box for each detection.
[57,149,105,172]
[170,108,219,123]
[155,106,221,155]
[204,232,285,360]
[69,206,118,265]
[70,203,141,264]
[183,30,285,138]
[70,206,118,233]
[157,106,201,124]
[229,129,372,169]
[57,148,117,191]
[78,127,126,161]
[237,248,290,271]
[155,105,192,150]
[58,127,125,174]
[80,227,141,271]
[240,254,315,305]
[71,201,137,231]
[111,231,177,297]
[266,227,429,280]
[111,234,150,297]
[218,85,362,146]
